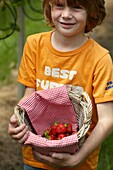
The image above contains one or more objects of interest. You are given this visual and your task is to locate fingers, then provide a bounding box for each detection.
[32,150,55,167]
[11,125,28,141]
[8,123,29,144]
[32,150,69,168]
[32,149,42,162]
[18,129,29,144]
[32,149,49,162]
[9,114,18,127]
[8,114,29,144]
[49,152,69,160]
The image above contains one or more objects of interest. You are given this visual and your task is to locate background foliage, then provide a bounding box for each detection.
[0,0,51,83]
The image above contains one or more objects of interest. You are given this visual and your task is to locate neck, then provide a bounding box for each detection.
[51,31,88,52]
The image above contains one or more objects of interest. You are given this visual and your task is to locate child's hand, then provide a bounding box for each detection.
[32,148,83,168]
[8,114,29,144]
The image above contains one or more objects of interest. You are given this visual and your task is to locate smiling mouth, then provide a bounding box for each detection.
[60,22,75,25]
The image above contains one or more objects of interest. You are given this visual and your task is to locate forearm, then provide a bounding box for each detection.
[78,119,113,161]
[78,102,113,161]
[18,87,35,103]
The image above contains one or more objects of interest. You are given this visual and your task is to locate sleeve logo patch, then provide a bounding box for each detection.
[105,81,113,90]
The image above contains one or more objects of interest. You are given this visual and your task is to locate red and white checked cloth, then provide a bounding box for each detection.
[18,85,79,155]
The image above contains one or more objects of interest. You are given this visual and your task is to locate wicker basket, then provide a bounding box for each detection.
[14,85,92,154]
[67,86,92,147]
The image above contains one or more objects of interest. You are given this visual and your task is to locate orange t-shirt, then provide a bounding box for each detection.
[18,31,113,170]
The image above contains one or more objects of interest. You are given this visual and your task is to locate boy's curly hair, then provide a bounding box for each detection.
[42,0,106,33]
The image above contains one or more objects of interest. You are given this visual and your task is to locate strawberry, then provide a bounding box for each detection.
[42,128,51,138]
[56,123,67,134]
[58,133,66,140]
[48,135,56,140]
[42,122,74,140]
[50,122,58,135]
[66,123,72,134]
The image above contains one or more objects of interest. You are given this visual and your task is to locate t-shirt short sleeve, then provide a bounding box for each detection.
[17,36,36,88]
[93,53,113,103]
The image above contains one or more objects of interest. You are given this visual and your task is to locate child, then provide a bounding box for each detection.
[8,0,113,170]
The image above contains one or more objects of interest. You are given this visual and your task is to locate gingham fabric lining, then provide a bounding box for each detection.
[18,85,78,154]
[25,131,78,155]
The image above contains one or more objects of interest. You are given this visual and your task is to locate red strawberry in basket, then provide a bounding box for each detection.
[48,134,56,140]
[66,123,72,134]
[50,121,58,135]
[56,123,67,134]
[42,128,51,138]
[58,133,66,140]
[42,122,74,140]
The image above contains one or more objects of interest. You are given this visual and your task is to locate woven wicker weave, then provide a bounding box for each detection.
[14,85,92,149]
[67,86,92,147]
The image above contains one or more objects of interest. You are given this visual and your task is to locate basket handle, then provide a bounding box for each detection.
[77,91,92,140]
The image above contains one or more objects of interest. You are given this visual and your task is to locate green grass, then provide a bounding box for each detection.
[98,132,113,170]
